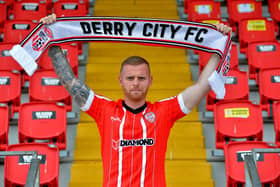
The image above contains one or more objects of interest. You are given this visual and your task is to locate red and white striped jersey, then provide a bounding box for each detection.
[82,90,189,187]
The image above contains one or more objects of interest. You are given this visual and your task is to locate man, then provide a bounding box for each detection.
[42,14,231,187]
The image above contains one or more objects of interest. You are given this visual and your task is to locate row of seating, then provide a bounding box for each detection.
[183,1,280,186]
[0,0,90,25]
[0,1,93,186]
[184,0,280,24]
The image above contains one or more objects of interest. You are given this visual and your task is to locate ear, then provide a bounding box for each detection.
[149,75,153,86]
[119,75,123,86]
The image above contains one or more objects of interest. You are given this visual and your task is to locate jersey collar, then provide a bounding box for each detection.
[122,101,147,114]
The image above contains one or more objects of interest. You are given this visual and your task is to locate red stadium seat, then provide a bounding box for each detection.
[227,0,263,30]
[38,43,79,76]
[3,20,36,43]
[53,0,88,17]
[206,69,249,111]
[268,0,280,23]
[246,41,280,81]
[259,68,280,116]
[0,104,9,150]
[18,102,67,150]
[0,70,21,116]
[29,70,72,111]
[0,3,7,26]
[12,0,48,22]
[198,43,239,72]
[4,143,59,187]
[0,43,23,72]
[273,101,280,147]
[224,141,280,187]
[214,100,263,149]
[238,18,277,53]
[187,0,221,22]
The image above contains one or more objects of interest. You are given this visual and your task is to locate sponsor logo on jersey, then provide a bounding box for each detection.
[112,138,154,150]
[144,112,156,123]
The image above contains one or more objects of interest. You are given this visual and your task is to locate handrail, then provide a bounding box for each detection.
[243,148,280,187]
[0,151,40,187]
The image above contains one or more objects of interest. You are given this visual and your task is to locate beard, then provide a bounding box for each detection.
[123,88,149,102]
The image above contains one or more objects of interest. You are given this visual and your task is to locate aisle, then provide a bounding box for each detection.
[70,0,214,186]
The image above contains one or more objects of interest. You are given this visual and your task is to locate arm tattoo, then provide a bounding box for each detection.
[48,45,90,108]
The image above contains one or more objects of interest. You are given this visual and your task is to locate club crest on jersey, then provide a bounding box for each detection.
[144,112,156,123]
[32,26,53,52]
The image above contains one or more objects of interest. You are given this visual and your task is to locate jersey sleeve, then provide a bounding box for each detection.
[156,93,190,124]
[80,89,113,122]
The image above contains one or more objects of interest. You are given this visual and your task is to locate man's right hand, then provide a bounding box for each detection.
[39,13,56,24]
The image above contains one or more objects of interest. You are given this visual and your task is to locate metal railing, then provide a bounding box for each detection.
[244,148,280,187]
[0,151,40,187]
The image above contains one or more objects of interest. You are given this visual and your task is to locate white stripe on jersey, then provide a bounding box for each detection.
[178,93,191,114]
[140,117,147,187]
[80,90,94,111]
[118,108,126,187]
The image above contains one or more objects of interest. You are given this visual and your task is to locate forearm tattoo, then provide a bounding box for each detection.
[48,45,90,108]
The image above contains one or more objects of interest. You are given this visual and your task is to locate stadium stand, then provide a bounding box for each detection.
[259,68,280,116]
[38,43,79,76]
[214,100,263,149]
[29,70,72,111]
[206,69,249,111]
[0,104,9,151]
[2,20,36,43]
[11,0,48,22]
[238,18,277,53]
[0,0,279,186]
[0,70,21,117]
[18,102,67,150]
[186,0,221,22]
[4,143,59,187]
[224,141,280,187]
[0,43,23,71]
[246,41,280,82]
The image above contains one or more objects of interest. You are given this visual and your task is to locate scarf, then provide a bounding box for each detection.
[10,17,232,99]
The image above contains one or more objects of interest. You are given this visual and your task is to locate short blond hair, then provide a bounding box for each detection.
[120,56,151,74]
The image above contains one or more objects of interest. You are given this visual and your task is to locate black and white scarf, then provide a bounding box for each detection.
[10,17,232,99]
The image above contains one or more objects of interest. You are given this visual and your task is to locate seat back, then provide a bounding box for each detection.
[214,100,263,149]
[29,70,72,111]
[18,102,67,149]
[4,143,59,187]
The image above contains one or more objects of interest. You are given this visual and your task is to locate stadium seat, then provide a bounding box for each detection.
[11,0,48,22]
[53,0,88,17]
[0,70,21,116]
[38,43,79,76]
[214,100,263,149]
[0,3,7,26]
[198,43,239,72]
[227,0,263,32]
[0,104,9,150]
[18,102,67,150]
[29,70,72,111]
[206,69,249,111]
[224,141,280,187]
[0,43,23,72]
[238,18,277,53]
[259,68,280,116]
[246,41,280,81]
[3,20,36,43]
[273,101,280,147]
[187,0,221,22]
[4,143,59,187]
[268,0,280,23]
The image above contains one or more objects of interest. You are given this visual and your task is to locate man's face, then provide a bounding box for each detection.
[119,63,152,102]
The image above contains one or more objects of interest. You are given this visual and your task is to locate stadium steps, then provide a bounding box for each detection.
[69,0,214,186]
